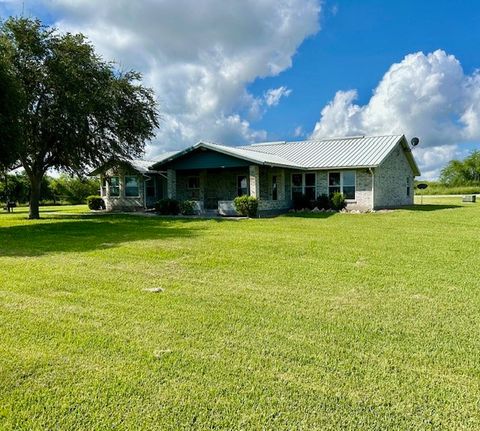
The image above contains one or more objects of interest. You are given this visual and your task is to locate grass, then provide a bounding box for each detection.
[414,181,480,195]
[1,198,480,430]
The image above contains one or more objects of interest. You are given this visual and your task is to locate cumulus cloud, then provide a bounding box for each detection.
[264,86,292,107]
[12,0,320,154]
[311,50,480,178]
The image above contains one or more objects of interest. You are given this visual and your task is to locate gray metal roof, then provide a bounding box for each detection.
[193,135,420,174]
[144,135,420,175]
[239,135,404,168]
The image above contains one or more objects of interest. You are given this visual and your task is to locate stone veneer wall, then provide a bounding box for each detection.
[100,166,145,211]
[374,144,415,208]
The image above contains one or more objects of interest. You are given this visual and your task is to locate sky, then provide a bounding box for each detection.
[1,0,480,179]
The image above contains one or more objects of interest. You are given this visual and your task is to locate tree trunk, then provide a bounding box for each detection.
[29,172,43,219]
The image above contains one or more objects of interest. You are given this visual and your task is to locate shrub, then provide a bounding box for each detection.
[180,200,196,215]
[155,198,180,215]
[292,194,311,210]
[330,192,346,211]
[233,196,258,217]
[314,194,330,210]
[86,195,105,210]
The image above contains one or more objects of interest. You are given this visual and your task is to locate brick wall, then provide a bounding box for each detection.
[374,144,415,208]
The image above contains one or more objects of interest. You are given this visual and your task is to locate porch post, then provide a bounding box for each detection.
[249,165,260,198]
[167,169,176,199]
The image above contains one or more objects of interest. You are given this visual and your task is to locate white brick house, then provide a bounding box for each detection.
[92,135,420,214]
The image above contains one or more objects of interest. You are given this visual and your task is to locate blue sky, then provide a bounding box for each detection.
[1,0,480,178]
[251,0,480,142]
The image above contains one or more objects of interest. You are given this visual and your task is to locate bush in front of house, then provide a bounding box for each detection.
[86,195,105,210]
[155,198,180,215]
[234,196,258,217]
[292,194,311,210]
[180,200,196,215]
[330,192,346,211]
[314,194,330,210]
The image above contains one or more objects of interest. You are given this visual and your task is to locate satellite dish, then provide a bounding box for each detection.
[417,183,428,190]
[411,137,420,147]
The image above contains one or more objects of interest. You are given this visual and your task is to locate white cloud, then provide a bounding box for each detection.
[264,86,292,107]
[311,50,480,178]
[23,0,320,153]
[294,125,305,138]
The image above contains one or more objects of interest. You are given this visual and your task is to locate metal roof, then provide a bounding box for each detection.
[94,134,420,176]
[240,135,404,168]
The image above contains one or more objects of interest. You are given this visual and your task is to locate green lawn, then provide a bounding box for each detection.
[1,198,480,430]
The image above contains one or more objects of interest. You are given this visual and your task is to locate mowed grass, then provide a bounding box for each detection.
[1,198,480,430]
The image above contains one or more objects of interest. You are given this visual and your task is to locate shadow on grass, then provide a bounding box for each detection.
[402,204,463,211]
[0,213,203,257]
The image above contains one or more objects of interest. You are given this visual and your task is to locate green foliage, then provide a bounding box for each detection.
[0,42,22,169]
[292,194,311,210]
[440,150,480,186]
[233,195,258,217]
[86,195,105,210]
[50,175,100,204]
[0,17,159,218]
[314,194,331,210]
[0,172,53,204]
[415,180,480,195]
[179,200,196,215]
[330,192,346,211]
[155,198,180,215]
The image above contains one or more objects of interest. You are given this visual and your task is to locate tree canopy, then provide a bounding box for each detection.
[439,150,480,186]
[0,17,159,218]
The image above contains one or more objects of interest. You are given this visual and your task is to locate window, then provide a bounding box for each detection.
[187,176,200,199]
[328,171,356,200]
[237,175,248,196]
[109,176,120,197]
[125,176,139,197]
[406,177,410,197]
[305,173,316,200]
[101,177,107,197]
[272,175,278,200]
[145,177,156,198]
[291,173,316,200]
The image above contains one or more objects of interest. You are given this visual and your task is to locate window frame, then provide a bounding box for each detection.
[237,175,249,197]
[187,175,200,200]
[290,172,317,200]
[109,176,120,197]
[271,175,278,201]
[145,176,156,198]
[124,175,140,198]
[328,171,356,201]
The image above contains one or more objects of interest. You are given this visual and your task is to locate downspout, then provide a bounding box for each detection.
[369,168,375,210]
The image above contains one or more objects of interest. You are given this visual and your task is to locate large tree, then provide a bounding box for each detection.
[440,150,480,186]
[0,17,159,218]
[0,38,22,172]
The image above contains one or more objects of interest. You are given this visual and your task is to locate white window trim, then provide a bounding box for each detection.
[108,175,120,198]
[237,175,249,197]
[328,171,356,201]
[291,172,317,199]
[124,175,140,198]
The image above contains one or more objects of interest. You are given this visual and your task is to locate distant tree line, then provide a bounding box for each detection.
[0,173,100,205]
[439,150,480,186]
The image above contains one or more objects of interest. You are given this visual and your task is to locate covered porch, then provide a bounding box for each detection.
[165,165,290,216]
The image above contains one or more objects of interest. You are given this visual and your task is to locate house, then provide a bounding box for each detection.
[92,135,420,214]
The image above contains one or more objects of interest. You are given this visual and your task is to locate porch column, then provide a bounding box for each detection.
[167,169,176,199]
[249,165,260,198]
